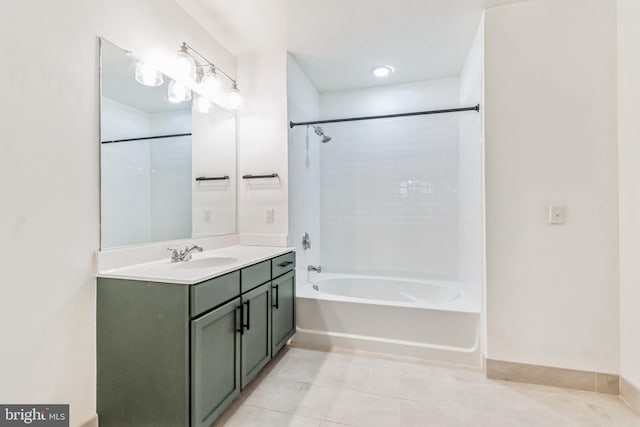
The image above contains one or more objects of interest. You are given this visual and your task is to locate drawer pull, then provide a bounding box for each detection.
[236,304,244,335]
[244,300,251,331]
[272,284,279,309]
[278,261,294,267]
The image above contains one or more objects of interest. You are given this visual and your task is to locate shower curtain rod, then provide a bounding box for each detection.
[289,104,480,128]
[101,133,192,144]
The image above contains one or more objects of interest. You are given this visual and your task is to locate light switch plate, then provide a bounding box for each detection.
[548,205,566,225]
[265,208,275,223]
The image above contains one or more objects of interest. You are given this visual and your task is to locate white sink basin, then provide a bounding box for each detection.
[174,256,239,269]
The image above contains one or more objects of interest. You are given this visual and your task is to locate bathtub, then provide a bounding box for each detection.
[295,273,481,366]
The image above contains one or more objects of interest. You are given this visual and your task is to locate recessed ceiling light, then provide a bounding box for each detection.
[371,65,394,78]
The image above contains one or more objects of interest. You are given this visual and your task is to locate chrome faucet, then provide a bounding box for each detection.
[307,265,322,273]
[168,245,204,262]
[181,244,203,261]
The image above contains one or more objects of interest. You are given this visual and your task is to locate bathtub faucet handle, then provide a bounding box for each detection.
[308,265,322,273]
[302,232,311,250]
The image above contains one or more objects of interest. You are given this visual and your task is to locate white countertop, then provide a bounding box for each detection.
[97,245,296,285]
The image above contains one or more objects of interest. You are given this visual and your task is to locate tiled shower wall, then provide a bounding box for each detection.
[319,79,461,279]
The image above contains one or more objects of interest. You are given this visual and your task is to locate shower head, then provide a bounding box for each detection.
[312,125,332,143]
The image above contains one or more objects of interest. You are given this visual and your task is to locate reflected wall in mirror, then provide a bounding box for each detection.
[100,39,236,249]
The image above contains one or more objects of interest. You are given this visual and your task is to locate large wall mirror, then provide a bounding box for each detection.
[100,39,236,249]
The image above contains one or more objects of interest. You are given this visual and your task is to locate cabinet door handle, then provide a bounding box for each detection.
[236,304,244,335]
[244,300,251,331]
[272,284,279,309]
[278,261,293,267]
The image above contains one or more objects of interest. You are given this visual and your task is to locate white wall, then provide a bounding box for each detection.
[319,79,461,279]
[484,0,619,373]
[287,55,321,279]
[237,49,289,246]
[0,1,235,425]
[458,18,485,304]
[618,0,640,390]
[192,108,237,237]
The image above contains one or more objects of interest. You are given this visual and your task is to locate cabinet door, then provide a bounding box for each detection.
[271,271,296,355]
[191,298,241,427]
[241,282,272,388]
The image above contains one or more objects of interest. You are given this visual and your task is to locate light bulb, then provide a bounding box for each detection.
[200,66,223,97]
[168,79,192,103]
[193,94,212,114]
[135,61,163,86]
[226,82,244,111]
[175,43,196,80]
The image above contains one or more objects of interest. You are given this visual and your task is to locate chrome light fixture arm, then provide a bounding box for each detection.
[180,42,236,86]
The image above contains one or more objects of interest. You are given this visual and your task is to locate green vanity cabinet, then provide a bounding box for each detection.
[191,298,241,427]
[97,279,191,427]
[271,270,296,355]
[97,251,295,427]
[240,282,272,388]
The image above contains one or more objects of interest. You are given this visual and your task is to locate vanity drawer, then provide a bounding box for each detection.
[272,252,295,278]
[241,261,271,293]
[190,271,240,317]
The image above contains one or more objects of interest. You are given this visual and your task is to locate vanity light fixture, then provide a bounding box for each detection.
[226,81,244,111]
[134,61,163,86]
[200,66,223,97]
[371,65,394,78]
[130,42,244,110]
[167,79,192,103]
[175,42,197,80]
[173,41,244,111]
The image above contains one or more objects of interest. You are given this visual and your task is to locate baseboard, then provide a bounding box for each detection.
[486,359,619,395]
[78,414,98,427]
[621,377,640,413]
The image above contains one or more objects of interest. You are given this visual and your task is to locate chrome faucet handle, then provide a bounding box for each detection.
[167,247,181,263]
[181,244,204,262]
[302,232,311,250]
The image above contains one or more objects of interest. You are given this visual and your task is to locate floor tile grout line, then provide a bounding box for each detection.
[242,385,409,426]
[240,402,328,424]
[262,373,426,404]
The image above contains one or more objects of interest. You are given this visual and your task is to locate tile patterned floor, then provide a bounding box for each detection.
[214,347,640,427]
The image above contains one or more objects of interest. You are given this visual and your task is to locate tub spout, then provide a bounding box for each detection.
[307,265,322,273]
